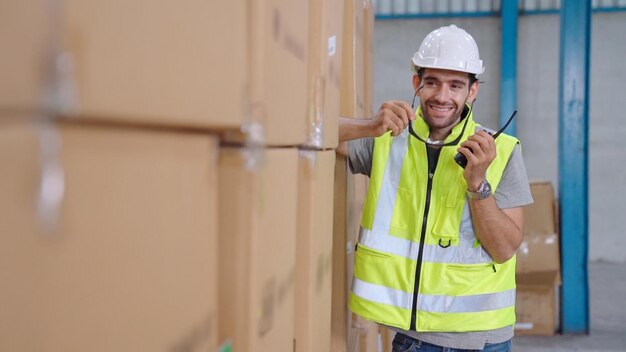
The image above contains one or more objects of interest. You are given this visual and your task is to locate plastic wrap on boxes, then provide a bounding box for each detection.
[35,120,65,234]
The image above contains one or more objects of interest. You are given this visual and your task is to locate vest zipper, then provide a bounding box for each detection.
[410,169,434,331]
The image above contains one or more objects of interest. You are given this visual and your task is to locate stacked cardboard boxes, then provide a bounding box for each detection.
[295,150,337,352]
[515,181,561,336]
[0,122,219,351]
[363,1,376,117]
[339,0,366,120]
[331,0,378,351]
[1,0,369,350]
[332,154,359,352]
[306,0,344,148]
[0,0,311,146]
[218,148,299,352]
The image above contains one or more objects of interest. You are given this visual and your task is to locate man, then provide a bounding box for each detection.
[337,25,533,352]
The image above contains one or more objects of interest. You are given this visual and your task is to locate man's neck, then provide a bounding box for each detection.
[428,128,454,142]
[427,105,470,142]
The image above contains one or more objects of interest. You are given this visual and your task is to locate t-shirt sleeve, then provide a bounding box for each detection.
[347,137,374,176]
[494,144,534,209]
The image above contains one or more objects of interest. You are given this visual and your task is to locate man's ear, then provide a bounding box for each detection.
[468,81,480,102]
[412,74,421,92]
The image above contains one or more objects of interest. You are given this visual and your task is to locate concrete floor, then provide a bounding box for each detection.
[512,262,626,352]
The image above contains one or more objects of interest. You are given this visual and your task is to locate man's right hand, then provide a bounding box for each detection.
[368,101,415,137]
[336,100,415,156]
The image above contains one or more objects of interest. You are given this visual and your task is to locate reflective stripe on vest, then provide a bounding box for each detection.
[371,127,409,233]
[352,277,516,313]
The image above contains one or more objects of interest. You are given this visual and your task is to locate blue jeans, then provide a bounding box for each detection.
[391,333,511,352]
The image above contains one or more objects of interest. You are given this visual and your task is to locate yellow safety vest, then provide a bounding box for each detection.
[349,106,520,332]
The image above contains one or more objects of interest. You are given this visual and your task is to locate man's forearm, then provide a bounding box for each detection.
[469,197,523,264]
[338,101,414,144]
[336,117,376,157]
[337,101,414,156]
[339,117,375,142]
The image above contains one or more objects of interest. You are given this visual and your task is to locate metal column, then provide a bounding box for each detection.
[559,1,591,334]
[499,0,518,135]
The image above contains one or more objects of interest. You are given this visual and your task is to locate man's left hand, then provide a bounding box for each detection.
[457,130,496,191]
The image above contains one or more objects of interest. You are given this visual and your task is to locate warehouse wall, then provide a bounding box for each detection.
[374,12,626,263]
[588,13,626,263]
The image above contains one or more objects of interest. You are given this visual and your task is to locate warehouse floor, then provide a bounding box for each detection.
[512,262,626,352]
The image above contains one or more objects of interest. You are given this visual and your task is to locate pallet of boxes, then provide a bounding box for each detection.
[0,0,343,351]
[514,181,562,336]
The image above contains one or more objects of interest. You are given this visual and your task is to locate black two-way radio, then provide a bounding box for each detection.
[453,110,518,168]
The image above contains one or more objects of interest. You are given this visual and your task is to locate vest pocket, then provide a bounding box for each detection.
[354,243,408,291]
[430,196,464,245]
[445,262,495,272]
[439,262,498,293]
[356,243,391,260]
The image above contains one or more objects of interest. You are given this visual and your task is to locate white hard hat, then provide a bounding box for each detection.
[411,24,484,76]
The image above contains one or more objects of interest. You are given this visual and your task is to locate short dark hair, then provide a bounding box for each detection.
[416,67,478,88]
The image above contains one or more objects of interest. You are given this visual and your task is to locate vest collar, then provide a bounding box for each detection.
[411,104,474,145]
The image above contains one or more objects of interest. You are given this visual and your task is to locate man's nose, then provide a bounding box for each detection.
[434,84,451,101]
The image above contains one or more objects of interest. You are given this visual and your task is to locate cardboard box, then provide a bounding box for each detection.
[218,148,298,352]
[517,180,560,275]
[0,121,218,351]
[515,181,561,336]
[356,316,380,352]
[295,150,336,352]
[354,174,369,237]
[0,0,309,146]
[306,0,344,148]
[516,232,560,274]
[379,326,395,352]
[352,176,370,352]
[332,155,359,352]
[334,0,371,332]
[363,0,375,117]
[340,0,366,118]
[515,271,560,336]
[523,181,558,235]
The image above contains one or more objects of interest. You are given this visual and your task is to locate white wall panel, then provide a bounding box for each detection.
[588,13,626,263]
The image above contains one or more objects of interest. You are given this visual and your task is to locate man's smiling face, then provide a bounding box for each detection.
[413,68,479,139]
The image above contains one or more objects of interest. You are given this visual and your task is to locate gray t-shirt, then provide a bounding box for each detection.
[347,137,533,349]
